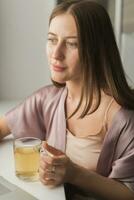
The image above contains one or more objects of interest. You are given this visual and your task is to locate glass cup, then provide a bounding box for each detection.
[13,137,41,181]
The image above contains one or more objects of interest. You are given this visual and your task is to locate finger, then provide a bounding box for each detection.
[40,176,56,186]
[40,154,65,166]
[41,141,47,148]
[40,141,48,155]
[40,153,54,164]
[40,174,61,187]
[39,165,56,178]
[39,160,55,172]
[39,165,66,187]
[51,155,69,165]
[39,169,57,186]
[39,158,49,169]
[41,171,56,180]
[45,143,64,157]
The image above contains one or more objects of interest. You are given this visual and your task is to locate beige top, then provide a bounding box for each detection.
[66,98,114,171]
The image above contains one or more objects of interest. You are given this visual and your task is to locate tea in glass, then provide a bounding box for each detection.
[14,137,41,181]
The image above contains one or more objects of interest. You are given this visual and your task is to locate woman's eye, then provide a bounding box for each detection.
[66,42,78,49]
[47,38,58,45]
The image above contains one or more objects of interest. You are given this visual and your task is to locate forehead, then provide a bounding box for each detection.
[49,13,77,37]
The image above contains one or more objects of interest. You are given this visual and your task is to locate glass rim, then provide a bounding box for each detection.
[14,137,41,147]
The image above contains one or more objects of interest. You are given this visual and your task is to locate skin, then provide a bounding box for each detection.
[46,13,82,100]
[0,117,10,140]
[39,13,134,200]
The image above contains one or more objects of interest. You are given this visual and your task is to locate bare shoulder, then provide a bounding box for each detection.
[0,116,11,139]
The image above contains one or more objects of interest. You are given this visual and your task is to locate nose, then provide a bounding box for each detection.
[52,43,65,60]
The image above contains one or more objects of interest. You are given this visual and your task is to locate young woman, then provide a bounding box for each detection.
[0,1,134,199]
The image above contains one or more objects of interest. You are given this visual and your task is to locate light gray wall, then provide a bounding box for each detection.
[107,0,134,85]
[123,0,134,33]
[122,33,134,86]
[0,0,56,101]
[0,0,134,102]
[121,0,134,85]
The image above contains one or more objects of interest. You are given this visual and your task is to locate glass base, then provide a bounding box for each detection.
[16,171,39,182]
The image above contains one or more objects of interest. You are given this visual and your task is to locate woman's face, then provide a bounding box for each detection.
[46,13,81,84]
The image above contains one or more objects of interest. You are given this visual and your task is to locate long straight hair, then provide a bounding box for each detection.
[49,0,134,118]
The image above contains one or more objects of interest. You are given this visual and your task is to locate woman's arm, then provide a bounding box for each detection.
[39,150,134,200]
[0,117,11,140]
[68,162,134,200]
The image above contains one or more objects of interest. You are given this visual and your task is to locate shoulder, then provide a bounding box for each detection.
[108,106,134,135]
[112,108,134,156]
[107,100,134,130]
[117,108,134,124]
[103,107,134,159]
[10,85,66,113]
[33,84,64,96]
[29,84,66,102]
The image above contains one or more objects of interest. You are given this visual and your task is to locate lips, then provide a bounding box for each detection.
[52,65,66,72]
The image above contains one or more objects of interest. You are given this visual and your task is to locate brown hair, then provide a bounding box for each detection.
[49,0,134,118]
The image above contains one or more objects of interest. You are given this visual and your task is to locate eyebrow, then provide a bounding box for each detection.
[48,32,77,39]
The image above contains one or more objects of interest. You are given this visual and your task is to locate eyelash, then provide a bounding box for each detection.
[47,38,78,49]
[47,38,57,45]
[66,42,78,48]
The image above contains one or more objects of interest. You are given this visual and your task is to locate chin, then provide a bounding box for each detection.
[51,75,66,84]
[51,77,66,85]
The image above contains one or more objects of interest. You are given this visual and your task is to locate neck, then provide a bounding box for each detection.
[66,80,82,102]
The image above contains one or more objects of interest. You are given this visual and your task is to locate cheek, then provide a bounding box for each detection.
[69,52,79,68]
[46,45,52,61]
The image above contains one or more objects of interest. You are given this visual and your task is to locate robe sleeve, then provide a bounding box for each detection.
[108,112,134,192]
[97,109,134,193]
[5,89,46,140]
[109,144,134,191]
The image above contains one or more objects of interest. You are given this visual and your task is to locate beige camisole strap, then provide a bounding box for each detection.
[102,98,114,132]
[66,98,115,172]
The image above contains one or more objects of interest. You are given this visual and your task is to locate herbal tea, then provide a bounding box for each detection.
[14,137,41,181]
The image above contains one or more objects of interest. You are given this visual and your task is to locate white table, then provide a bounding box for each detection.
[0,136,66,200]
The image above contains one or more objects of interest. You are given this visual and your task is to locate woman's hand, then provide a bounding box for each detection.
[39,142,74,187]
